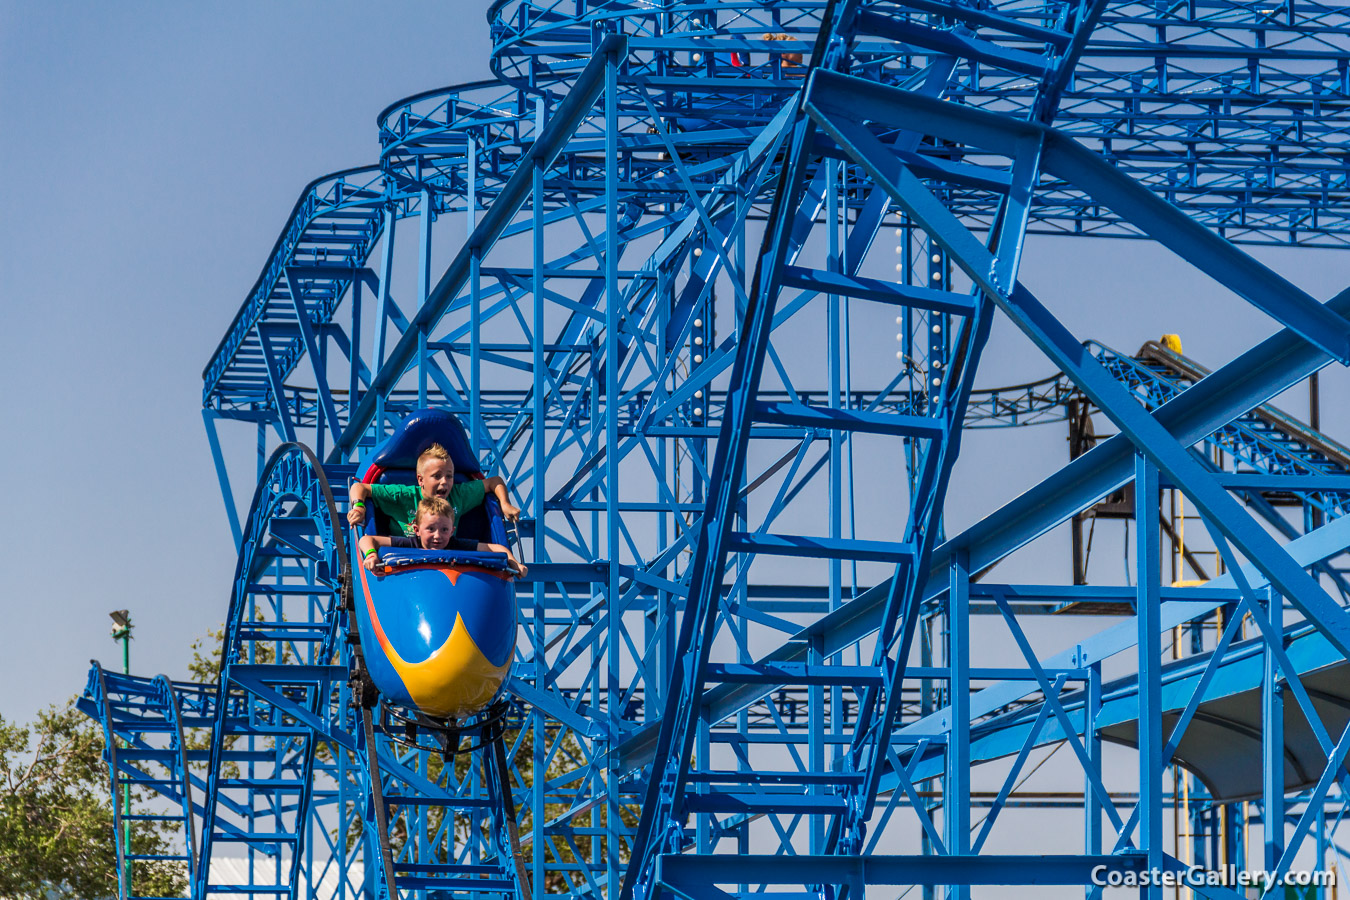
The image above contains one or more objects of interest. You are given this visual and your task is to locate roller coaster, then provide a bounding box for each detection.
[79,2,1350,898]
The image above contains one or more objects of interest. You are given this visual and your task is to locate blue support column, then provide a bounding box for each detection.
[1263,588,1286,873]
[813,147,832,846]
[1316,797,1328,900]
[417,188,432,408]
[530,154,547,895]
[1136,454,1164,900]
[466,138,477,240]
[202,409,243,549]
[1085,659,1103,894]
[604,49,623,894]
[284,269,342,448]
[470,247,482,456]
[374,206,396,436]
[809,629,825,855]
[827,155,846,814]
[947,549,970,900]
[349,275,362,415]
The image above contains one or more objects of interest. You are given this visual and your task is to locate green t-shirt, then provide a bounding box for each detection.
[368,480,487,536]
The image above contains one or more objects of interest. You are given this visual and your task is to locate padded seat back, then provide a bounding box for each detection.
[361,409,493,543]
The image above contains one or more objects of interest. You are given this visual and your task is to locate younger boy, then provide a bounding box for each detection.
[359,497,527,577]
[347,442,521,536]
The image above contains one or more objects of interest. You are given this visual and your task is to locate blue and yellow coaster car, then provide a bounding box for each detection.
[350,409,519,720]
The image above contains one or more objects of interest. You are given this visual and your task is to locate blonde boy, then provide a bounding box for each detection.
[358,497,527,576]
[347,443,520,536]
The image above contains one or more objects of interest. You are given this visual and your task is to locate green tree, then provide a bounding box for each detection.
[0,701,186,900]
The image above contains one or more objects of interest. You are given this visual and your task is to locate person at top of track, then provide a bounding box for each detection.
[346,442,521,536]
[762,32,803,68]
[358,496,527,577]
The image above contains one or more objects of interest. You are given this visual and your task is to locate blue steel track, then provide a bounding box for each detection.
[80,2,1350,899]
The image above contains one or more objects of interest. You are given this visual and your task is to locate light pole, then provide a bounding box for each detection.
[109,610,132,891]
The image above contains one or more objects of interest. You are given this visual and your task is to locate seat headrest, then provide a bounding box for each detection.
[363,408,482,479]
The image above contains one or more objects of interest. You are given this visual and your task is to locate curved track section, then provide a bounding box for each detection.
[193,444,350,898]
[81,665,203,900]
[204,170,391,423]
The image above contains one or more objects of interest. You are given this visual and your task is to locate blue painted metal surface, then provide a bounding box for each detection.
[81,666,203,900]
[193,443,349,900]
[77,2,1350,898]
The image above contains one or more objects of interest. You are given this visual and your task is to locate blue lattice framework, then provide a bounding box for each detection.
[79,1,1350,898]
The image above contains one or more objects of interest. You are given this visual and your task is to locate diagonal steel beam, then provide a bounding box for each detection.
[256,323,298,443]
[816,98,1350,659]
[330,34,629,462]
[284,268,344,448]
[806,69,1350,365]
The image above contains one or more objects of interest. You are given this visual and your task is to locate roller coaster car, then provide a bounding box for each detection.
[350,409,519,721]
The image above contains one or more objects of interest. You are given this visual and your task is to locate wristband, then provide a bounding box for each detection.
[362,547,376,558]
[352,499,366,509]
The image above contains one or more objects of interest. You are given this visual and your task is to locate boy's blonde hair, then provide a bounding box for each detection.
[416,443,453,472]
[415,495,454,525]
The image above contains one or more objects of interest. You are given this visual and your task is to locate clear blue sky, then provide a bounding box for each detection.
[0,1,491,724]
[2,1,1348,730]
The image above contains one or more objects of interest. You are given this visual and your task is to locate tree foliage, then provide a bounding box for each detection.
[0,701,186,900]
